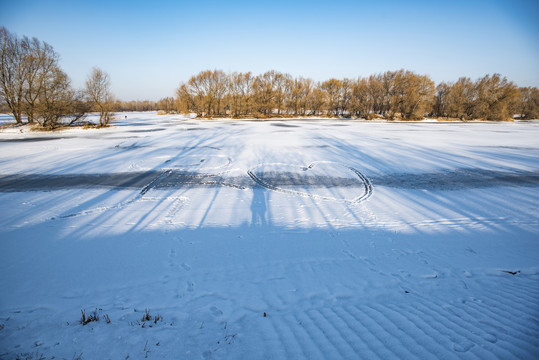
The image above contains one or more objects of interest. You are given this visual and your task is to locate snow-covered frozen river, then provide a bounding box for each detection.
[1,113,538,359]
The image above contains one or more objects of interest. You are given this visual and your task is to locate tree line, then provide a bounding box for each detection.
[113,97,176,112]
[2,26,538,124]
[0,27,175,124]
[177,69,539,120]
[0,27,113,128]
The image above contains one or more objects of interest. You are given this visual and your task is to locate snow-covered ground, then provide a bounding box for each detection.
[0,112,538,359]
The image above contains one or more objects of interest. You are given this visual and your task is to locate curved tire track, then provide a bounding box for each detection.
[52,169,173,219]
[247,162,373,203]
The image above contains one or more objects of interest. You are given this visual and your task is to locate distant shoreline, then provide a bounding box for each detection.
[193,116,528,123]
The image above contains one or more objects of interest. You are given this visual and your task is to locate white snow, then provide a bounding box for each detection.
[0,112,538,359]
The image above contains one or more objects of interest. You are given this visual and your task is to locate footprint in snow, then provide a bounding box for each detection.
[466,247,477,254]
[481,333,498,343]
[210,306,223,317]
[181,263,191,271]
[479,320,508,334]
[168,249,177,268]
[187,281,195,292]
[452,341,475,352]
[359,256,375,266]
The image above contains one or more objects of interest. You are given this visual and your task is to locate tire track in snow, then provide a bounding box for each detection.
[247,162,373,203]
[176,259,534,359]
[353,305,419,359]
[409,301,482,354]
[283,314,319,360]
[331,307,379,357]
[317,308,363,358]
[414,301,503,356]
[368,304,436,359]
[119,251,538,359]
[255,314,284,360]
[440,304,521,359]
[361,217,539,233]
[293,311,333,359]
[463,293,539,354]
[505,277,539,295]
[347,305,402,359]
[475,286,538,331]
[383,304,457,359]
[409,296,539,358]
[391,302,476,355]
[487,279,539,315]
[303,309,351,359]
[168,267,536,359]
[163,195,186,225]
[51,169,174,219]
[270,314,304,359]
[452,299,536,356]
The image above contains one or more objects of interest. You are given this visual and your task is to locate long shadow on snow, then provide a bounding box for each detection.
[31,124,250,223]
[312,132,539,189]
[1,218,538,359]
[2,168,538,192]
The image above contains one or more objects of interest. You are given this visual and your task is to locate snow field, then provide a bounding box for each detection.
[0,113,538,359]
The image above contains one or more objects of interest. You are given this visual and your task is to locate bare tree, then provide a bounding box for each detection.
[472,74,518,121]
[297,77,313,116]
[177,81,200,116]
[237,72,254,116]
[0,27,27,123]
[392,70,435,120]
[212,70,228,116]
[228,72,254,117]
[253,71,278,116]
[338,79,353,116]
[367,74,384,116]
[445,77,475,120]
[86,67,114,126]
[321,79,341,116]
[273,72,292,115]
[307,85,324,116]
[517,87,539,119]
[351,78,372,118]
[157,97,176,113]
[1,27,87,127]
[174,69,528,121]
[176,70,229,117]
[288,77,309,115]
[22,36,60,123]
[433,82,451,118]
[33,67,88,128]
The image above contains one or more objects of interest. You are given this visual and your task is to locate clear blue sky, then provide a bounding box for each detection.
[1,0,538,101]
